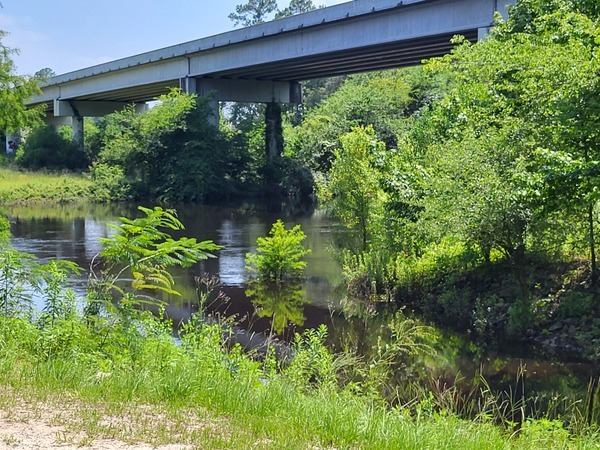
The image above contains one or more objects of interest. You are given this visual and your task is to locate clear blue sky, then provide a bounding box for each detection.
[0,0,346,76]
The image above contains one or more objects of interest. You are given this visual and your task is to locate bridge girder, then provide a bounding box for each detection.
[27,0,514,112]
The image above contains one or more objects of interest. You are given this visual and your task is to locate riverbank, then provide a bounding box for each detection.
[0,387,574,450]
[0,167,91,205]
[2,392,594,450]
[0,194,598,446]
[1,314,598,450]
[0,390,217,449]
[393,255,600,363]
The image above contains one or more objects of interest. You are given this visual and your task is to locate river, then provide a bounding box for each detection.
[6,201,597,418]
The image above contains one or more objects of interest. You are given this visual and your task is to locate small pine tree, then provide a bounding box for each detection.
[246,219,311,283]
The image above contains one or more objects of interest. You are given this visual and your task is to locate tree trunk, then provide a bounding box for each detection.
[513,242,529,302]
[589,202,597,286]
[504,224,529,302]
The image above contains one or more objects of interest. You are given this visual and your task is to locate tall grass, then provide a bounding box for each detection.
[0,167,91,204]
[0,312,598,449]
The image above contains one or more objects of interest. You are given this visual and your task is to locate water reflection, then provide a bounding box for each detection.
[328,311,596,416]
[7,204,121,269]
[4,201,597,413]
[246,280,309,335]
[6,202,343,307]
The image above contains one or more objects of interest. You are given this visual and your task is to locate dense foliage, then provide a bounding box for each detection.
[284,0,600,355]
[15,125,87,170]
[86,91,251,202]
[0,31,44,133]
[286,70,418,172]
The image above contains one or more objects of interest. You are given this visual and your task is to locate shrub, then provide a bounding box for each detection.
[89,163,131,201]
[246,219,311,283]
[16,125,88,170]
[257,156,315,200]
[507,298,534,339]
[91,91,241,203]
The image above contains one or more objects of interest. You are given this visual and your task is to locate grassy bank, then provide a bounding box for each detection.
[0,167,91,204]
[1,313,598,450]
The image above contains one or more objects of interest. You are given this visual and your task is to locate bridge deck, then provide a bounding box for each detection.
[28,0,513,110]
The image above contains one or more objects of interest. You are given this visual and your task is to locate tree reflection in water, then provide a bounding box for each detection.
[246,280,309,335]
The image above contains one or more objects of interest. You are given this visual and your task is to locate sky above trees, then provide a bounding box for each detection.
[0,0,344,76]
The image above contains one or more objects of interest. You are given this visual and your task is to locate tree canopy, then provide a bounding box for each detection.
[228,0,278,26]
[275,0,318,18]
[229,0,319,26]
[0,29,44,132]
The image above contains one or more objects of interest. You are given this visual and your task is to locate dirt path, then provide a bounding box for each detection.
[0,416,185,449]
[0,393,218,449]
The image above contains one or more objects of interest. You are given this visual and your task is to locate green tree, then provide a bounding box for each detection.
[33,67,56,82]
[16,125,87,170]
[299,76,346,111]
[229,0,277,26]
[287,70,416,172]
[246,219,311,283]
[276,0,318,18]
[412,0,600,299]
[515,6,600,284]
[0,29,44,132]
[91,90,244,202]
[319,126,387,255]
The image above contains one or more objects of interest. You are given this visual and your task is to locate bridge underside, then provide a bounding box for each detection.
[25,0,509,157]
[37,29,478,115]
[212,29,478,81]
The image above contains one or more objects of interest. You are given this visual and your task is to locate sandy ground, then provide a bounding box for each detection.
[0,394,210,450]
[0,417,186,449]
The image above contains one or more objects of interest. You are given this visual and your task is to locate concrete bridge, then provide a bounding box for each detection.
[25,0,514,152]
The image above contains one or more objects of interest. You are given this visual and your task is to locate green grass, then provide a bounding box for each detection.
[0,167,91,204]
[0,314,598,449]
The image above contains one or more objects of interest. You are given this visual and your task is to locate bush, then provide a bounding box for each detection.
[91,91,244,203]
[257,156,315,200]
[16,125,88,171]
[89,163,131,201]
[554,291,595,320]
[246,219,311,283]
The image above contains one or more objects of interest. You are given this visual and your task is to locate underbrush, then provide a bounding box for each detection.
[341,239,600,362]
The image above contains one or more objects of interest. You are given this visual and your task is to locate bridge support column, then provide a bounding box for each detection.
[265,102,283,162]
[208,100,220,127]
[53,99,148,152]
[71,115,84,150]
[181,77,220,127]
[193,78,300,156]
